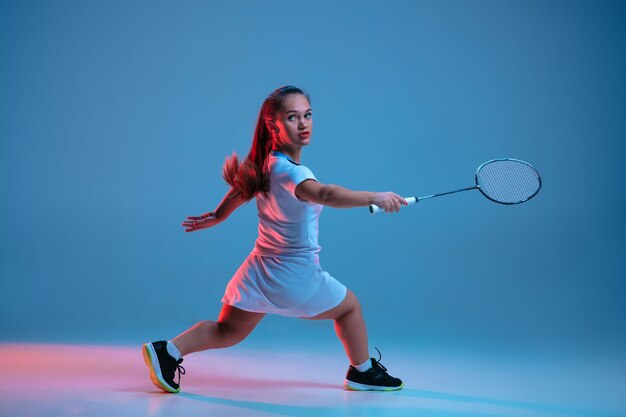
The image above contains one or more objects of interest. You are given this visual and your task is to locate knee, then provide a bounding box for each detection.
[351,294,363,314]
[215,320,248,347]
[195,320,243,348]
[338,291,363,319]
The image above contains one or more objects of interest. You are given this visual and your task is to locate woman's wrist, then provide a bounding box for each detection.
[366,192,376,206]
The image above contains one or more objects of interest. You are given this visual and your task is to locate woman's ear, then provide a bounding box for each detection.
[266,121,279,133]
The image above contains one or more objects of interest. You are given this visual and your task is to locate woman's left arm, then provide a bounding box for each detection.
[182,187,248,232]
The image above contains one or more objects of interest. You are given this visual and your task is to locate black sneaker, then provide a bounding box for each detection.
[142,341,186,393]
[344,349,403,391]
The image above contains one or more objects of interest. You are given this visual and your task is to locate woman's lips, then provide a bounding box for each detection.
[299,131,310,138]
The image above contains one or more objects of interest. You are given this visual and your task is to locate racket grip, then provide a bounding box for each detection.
[369,197,417,214]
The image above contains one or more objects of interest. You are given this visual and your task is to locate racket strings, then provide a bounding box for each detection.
[477,160,540,204]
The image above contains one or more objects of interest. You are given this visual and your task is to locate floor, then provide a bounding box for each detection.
[1,343,624,417]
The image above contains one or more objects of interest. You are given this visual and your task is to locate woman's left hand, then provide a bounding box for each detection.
[182,212,218,232]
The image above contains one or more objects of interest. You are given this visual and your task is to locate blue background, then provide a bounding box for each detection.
[1,0,624,354]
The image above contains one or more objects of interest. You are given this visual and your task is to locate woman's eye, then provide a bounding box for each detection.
[287,115,296,121]
[305,113,312,119]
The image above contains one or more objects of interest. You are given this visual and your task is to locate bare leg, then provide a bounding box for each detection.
[172,304,265,356]
[307,290,369,365]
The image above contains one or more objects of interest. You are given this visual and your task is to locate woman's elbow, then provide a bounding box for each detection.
[319,185,338,206]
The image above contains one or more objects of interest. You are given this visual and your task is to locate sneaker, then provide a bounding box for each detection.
[344,349,403,391]
[142,341,186,393]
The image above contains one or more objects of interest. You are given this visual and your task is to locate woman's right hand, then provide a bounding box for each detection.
[182,212,218,232]
[371,192,408,213]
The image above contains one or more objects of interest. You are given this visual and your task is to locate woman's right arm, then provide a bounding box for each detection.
[295,179,407,212]
[182,187,248,232]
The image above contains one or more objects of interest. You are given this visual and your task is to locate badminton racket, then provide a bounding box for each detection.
[369,158,542,214]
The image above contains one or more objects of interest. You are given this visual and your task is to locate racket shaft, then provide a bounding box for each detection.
[368,186,477,214]
[419,185,478,200]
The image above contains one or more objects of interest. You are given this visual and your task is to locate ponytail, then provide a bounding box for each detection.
[222,86,309,201]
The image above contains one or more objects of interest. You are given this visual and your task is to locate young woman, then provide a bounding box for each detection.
[143,86,407,393]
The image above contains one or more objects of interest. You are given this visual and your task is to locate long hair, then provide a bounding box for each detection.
[222,85,310,200]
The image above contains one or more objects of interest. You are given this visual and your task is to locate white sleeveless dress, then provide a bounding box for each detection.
[221,151,347,317]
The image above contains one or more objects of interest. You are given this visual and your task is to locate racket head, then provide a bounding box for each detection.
[475,158,542,205]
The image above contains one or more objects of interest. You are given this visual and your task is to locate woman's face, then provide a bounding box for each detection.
[273,94,313,149]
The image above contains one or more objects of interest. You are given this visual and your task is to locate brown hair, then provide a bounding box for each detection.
[222,86,310,200]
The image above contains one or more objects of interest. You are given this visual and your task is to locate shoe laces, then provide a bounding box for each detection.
[371,347,388,372]
[174,358,186,385]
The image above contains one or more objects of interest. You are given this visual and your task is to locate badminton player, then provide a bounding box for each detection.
[143,86,406,392]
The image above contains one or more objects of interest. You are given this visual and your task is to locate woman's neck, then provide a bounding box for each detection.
[272,146,301,164]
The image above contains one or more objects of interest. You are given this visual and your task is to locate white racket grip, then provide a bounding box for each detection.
[369,197,417,214]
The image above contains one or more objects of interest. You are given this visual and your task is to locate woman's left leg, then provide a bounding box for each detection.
[172,304,266,355]
[143,305,264,393]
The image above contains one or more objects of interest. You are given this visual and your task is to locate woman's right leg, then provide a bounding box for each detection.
[307,290,369,366]
[308,289,403,391]
[172,304,266,355]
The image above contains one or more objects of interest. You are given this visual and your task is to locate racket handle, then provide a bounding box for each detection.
[369,197,417,214]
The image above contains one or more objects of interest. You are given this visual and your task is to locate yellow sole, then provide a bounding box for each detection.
[142,343,180,393]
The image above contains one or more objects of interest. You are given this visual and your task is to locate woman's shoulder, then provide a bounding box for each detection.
[270,154,305,171]
[269,155,315,181]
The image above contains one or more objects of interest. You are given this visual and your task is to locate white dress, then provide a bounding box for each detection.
[221,151,347,317]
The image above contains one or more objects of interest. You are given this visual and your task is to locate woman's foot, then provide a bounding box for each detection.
[142,341,185,393]
[344,351,403,391]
